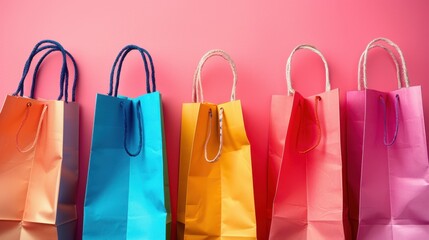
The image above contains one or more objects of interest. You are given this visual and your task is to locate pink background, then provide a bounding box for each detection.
[1,1,429,239]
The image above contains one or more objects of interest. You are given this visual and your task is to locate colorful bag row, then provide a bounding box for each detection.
[1,37,429,240]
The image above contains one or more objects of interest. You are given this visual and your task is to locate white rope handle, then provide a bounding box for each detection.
[358,44,402,90]
[286,44,330,96]
[204,108,224,163]
[16,103,48,153]
[192,49,237,103]
[361,37,410,90]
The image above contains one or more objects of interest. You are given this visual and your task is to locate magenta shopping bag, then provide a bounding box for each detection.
[347,38,429,240]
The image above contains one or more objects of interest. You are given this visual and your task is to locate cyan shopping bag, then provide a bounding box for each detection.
[347,38,429,239]
[0,40,79,239]
[83,45,170,239]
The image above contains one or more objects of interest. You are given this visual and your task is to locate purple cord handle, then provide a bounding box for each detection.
[379,94,400,146]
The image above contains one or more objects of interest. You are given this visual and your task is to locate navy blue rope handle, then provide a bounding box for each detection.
[14,45,61,97]
[14,41,66,97]
[121,101,143,156]
[379,94,400,146]
[13,40,68,101]
[31,47,78,102]
[108,45,156,97]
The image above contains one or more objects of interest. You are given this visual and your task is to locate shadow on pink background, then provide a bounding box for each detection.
[1,1,428,239]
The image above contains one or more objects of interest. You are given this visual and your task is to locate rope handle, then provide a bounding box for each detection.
[298,96,322,154]
[379,94,400,146]
[16,103,48,153]
[361,37,410,90]
[108,45,155,97]
[204,107,224,163]
[30,47,78,102]
[13,40,76,102]
[286,45,330,96]
[358,44,401,90]
[14,40,67,99]
[192,49,237,103]
[14,44,66,99]
[121,101,143,157]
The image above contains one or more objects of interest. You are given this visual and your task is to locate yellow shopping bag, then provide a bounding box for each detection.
[177,50,256,239]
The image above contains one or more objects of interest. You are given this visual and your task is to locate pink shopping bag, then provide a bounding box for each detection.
[347,38,429,240]
[269,45,348,240]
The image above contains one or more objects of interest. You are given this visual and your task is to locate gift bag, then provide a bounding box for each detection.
[347,38,429,239]
[347,39,403,239]
[0,40,79,239]
[83,45,170,239]
[269,45,347,239]
[177,49,256,239]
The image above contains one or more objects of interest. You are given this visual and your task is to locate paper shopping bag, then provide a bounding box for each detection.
[177,49,257,239]
[347,38,429,240]
[347,39,404,239]
[83,45,170,239]
[0,40,79,240]
[269,45,348,240]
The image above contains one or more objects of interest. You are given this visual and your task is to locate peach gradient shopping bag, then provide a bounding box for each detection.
[177,50,256,240]
[0,40,79,240]
[269,45,348,240]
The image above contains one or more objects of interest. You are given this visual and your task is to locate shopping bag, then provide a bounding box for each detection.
[0,40,79,239]
[177,49,257,239]
[347,37,429,239]
[83,45,171,239]
[269,45,347,239]
[347,39,403,239]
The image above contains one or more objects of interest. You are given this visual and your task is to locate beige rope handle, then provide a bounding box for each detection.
[358,44,402,90]
[192,49,237,103]
[16,103,48,153]
[204,108,224,163]
[361,37,410,90]
[286,44,330,96]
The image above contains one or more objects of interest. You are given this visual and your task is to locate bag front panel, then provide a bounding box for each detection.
[218,100,256,239]
[306,89,344,239]
[0,96,46,237]
[267,95,294,228]
[184,103,222,239]
[127,92,168,239]
[358,87,429,239]
[0,96,44,219]
[271,90,345,239]
[177,102,202,240]
[83,94,130,238]
[23,99,65,226]
[345,90,366,239]
[270,94,306,239]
